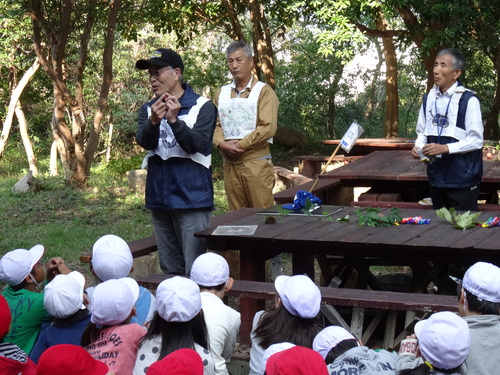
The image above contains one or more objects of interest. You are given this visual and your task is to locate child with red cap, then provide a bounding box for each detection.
[0,245,70,354]
[0,295,37,375]
[146,348,203,375]
[37,344,109,375]
[264,346,328,375]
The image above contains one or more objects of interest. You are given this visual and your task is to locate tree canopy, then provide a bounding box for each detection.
[0,0,498,182]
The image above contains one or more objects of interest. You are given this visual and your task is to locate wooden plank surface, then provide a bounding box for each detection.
[136,273,458,313]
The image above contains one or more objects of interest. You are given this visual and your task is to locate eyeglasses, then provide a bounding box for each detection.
[148,66,173,78]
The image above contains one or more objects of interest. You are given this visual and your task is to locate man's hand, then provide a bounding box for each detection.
[411,147,420,159]
[149,93,181,125]
[218,140,245,159]
[423,143,449,156]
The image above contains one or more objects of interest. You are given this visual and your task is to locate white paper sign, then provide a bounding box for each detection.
[340,121,364,153]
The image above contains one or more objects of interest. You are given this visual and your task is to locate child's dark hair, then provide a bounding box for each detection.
[198,282,226,292]
[465,288,500,315]
[253,302,323,349]
[324,339,358,364]
[54,308,90,327]
[81,316,132,347]
[140,310,209,360]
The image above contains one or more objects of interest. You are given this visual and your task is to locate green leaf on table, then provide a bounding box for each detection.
[436,207,482,230]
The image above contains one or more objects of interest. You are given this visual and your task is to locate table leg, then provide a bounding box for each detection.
[291,251,315,279]
[239,247,266,345]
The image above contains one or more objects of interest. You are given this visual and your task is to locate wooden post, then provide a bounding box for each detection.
[309,143,341,192]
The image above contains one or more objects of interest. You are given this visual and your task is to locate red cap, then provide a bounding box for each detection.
[37,344,109,375]
[147,348,203,375]
[0,295,11,338]
[266,346,328,375]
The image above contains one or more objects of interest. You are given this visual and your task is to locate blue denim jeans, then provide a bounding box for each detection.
[151,208,211,275]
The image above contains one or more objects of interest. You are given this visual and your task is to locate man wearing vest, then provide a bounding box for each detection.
[135,48,217,275]
[411,48,483,211]
[213,41,279,211]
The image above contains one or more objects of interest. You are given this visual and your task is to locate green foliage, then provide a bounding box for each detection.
[436,207,482,231]
[104,154,144,175]
[355,207,402,227]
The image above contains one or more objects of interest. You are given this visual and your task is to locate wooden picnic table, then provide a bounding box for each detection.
[320,138,415,155]
[319,150,500,203]
[195,205,500,341]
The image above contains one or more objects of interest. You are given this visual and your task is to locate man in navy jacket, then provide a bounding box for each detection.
[136,48,217,275]
[411,48,483,211]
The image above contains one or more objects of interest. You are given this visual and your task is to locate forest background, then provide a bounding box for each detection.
[0,0,499,264]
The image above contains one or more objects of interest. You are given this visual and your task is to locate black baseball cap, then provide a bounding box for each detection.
[136,48,184,72]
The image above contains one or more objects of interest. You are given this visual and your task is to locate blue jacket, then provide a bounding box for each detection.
[29,313,91,364]
[136,84,217,210]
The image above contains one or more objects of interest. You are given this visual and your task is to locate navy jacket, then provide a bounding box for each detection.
[136,84,217,210]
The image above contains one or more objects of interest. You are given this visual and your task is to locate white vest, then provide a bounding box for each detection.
[218,81,272,143]
[141,96,211,169]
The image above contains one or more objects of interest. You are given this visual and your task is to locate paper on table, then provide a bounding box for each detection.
[212,225,258,236]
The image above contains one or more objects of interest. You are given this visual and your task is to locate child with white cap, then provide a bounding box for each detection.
[313,325,397,374]
[396,311,470,375]
[29,271,91,363]
[87,234,156,326]
[133,276,215,375]
[82,277,147,375]
[190,252,241,375]
[248,274,323,375]
[457,261,500,374]
[0,295,37,375]
[0,245,70,354]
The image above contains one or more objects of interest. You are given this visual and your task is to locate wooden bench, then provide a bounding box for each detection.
[292,155,363,178]
[136,273,457,349]
[79,235,158,263]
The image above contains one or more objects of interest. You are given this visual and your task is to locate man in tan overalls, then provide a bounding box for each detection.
[213,41,279,279]
[213,41,279,212]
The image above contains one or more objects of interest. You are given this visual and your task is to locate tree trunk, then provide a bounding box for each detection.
[365,41,384,119]
[16,102,39,175]
[328,64,345,138]
[50,140,59,177]
[84,0,122,176]
[483,49,500,140]
[248,0,276,89]
[0,59,40,158]
[377,12,399,138]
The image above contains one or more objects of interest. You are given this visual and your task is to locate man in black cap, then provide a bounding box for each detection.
[135,48,217,275]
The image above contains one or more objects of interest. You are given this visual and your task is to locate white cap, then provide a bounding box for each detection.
[90,277,139,325]
[313,326,358,359]
[156,276,201,322]
[44,271,86,319]
[91,234,133,281]
[414,311,470,370]
[261,342,295,375]
[463,262,500,303]
[0,245,45,286]
[190,253,229,287]
[274,275,321,319]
